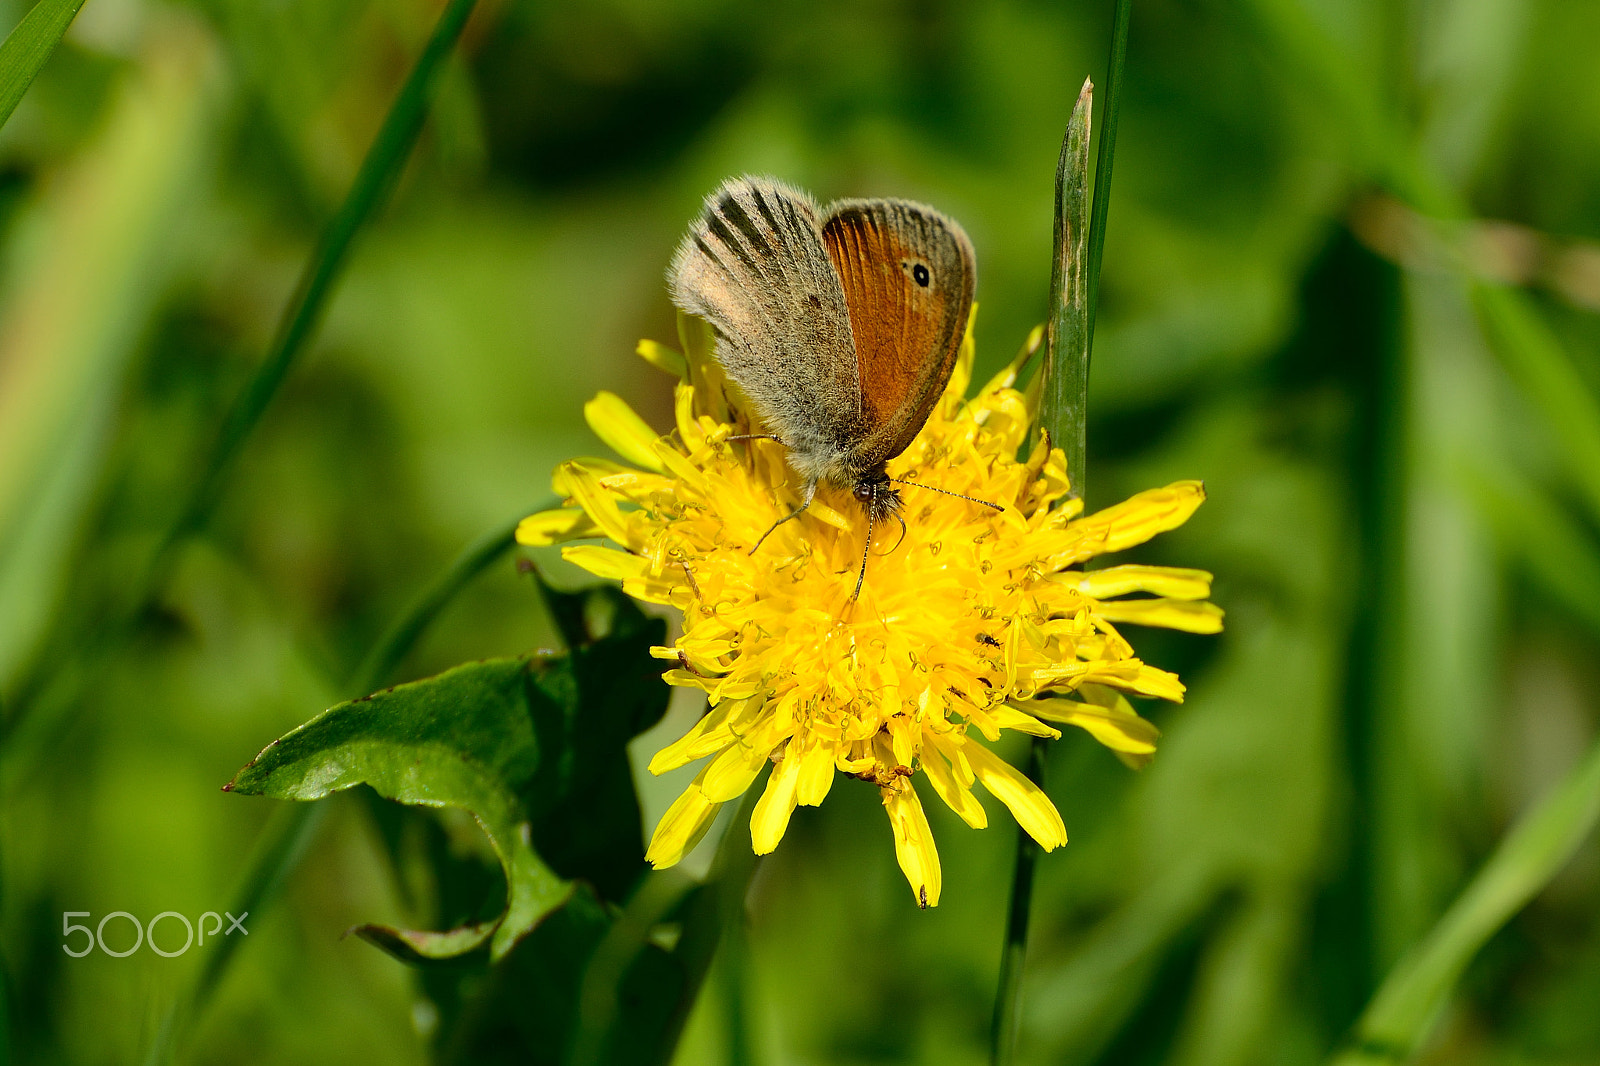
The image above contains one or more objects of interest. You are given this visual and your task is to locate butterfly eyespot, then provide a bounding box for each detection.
[911,263,931,287]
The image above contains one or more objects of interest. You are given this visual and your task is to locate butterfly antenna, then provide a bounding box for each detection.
[852,503,875,601]
[749,481,816,555]
[888,477,1004,512]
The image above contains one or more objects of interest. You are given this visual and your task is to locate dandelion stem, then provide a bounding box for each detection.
[721,895,756,1066]
[990,736,1048,1066]
[653,784,766,1066]
[994,3,1131,1063]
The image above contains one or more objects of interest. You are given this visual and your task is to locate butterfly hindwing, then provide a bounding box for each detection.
[668,176,863,484]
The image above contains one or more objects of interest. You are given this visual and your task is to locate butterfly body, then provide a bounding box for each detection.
[668,176,978,584]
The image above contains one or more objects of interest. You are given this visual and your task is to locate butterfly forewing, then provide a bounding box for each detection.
[820,199,975,475]
[668,177,864,483]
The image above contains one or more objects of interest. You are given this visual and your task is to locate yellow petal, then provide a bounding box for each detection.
[795,740,835,806]
[991,704,1062,739]
[622,577,683,606]
[560,545,648,581]
[636,338,687,379]
[678,312,733,422]
[977,322,1042,396]
[677,309,714,369]
[709,675,761,703]
[1095,597,1224,633]
[1020,349,1044,422]
[699,738,773,803]
[554,461,635,546]
[1121,663,1186,702]
[585,391,665,472]
[805,498,850,531]
[1071,480,1206,558]
[645,783,721,869]
[1024,694,1159,754]
[921,746,988,829]
[673,381,703,448]
[835,748,876,776]
[943,303,978,400]
[887,713,917,766]
[882,783,942,908]
[963,741,1067,850]
[515,508,598,546]
[648,698,743,775]
[750,750,803,854]
[597,470,676,501]
[551,457,634,497]
[1068,564,1213,601]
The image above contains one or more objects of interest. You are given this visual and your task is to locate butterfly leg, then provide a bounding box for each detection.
[748,480,816,555]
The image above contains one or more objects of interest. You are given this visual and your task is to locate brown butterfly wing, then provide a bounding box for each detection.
[820,198,975,478]
[668,176,864,486]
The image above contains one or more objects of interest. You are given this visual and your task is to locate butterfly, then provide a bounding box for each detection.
[668,175,995,597]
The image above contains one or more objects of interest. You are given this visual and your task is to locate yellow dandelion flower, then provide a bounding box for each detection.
[519,315,1221,907]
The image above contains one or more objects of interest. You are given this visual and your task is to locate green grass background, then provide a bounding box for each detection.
[2,0,1599,1062]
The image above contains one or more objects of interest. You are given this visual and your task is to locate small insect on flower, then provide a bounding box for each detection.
[519,179,1222,907]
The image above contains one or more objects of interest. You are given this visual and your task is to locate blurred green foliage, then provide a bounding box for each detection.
[2,0,1599,1063]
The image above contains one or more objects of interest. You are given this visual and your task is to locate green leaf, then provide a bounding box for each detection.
[225,582,670,961]
[525,578,671,901]
[355,919,503,966]
[227,656,572,961]
[0,0,88,133]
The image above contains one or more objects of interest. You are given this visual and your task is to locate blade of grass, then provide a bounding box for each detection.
[1243,0,1600,534]
[348,513,525,693]
[149,0,481,582]
[1241,0,1600,1021]
[143,509,526,1065]
[1083,0,1132,359]
[0,0,89,132]
[0,25,215,691]
[1470,284,1600,530]
[1329,734,1600,1064]
[2,0,480,753]
[1461,459,1600,639]
[568,870,700,1066]
[993,3,1128,1058]
[720,897,756,1066]
[1040,77,1093,502]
